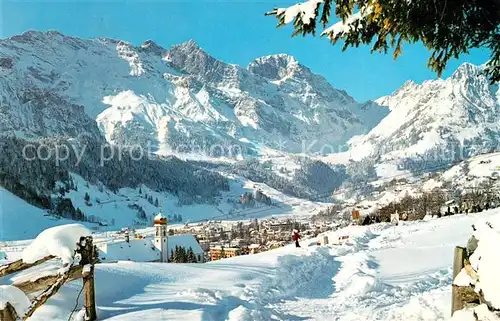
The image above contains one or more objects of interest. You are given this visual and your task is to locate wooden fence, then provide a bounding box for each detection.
[451,245,499,318]
[451,246,469,315]
[0,236,97,321]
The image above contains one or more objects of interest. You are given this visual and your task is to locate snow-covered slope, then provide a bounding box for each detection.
[421,151,500,191]
[5,209,499,320]
[0,187,81,241]
[0,172,329,241]
[0,30,387,154]
[348,63,500,163]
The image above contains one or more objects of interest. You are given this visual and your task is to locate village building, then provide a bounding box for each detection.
[168,234,205,263]
[267,240,287,249]
[229,238,247,248]
[198,239,211,252]
[441,199,459,215]
[269,222,289,232]
[209,246,242,261]
[248,244,262,254]
[97,212,205,263]
[154,212,169,262]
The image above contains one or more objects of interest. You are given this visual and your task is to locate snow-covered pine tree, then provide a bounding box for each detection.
[73,208,85,221]
[169,249,175,263]
[187,247,197,263]
[173,246,180,263]
[179,247,187,263]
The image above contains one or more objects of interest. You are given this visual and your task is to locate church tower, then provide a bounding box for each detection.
[153,212,168,262]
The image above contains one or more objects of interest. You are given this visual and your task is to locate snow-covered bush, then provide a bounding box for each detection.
[0,285,31,317]
[22,223,91,264]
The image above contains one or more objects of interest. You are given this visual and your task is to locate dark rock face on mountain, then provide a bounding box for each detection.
[0,30,387,154]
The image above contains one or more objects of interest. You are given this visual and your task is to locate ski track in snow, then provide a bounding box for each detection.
[7,210,500,321]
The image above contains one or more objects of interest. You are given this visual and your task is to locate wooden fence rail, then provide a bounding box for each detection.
[0,236,97,321]
[0,256,55,277]
[13,265,83,294]
[451,246,466,315]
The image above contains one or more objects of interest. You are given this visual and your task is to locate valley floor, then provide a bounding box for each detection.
[6,210,499,321]
[0,174,327,242]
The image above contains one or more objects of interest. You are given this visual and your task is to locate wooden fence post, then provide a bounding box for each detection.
[0,302,18,321]
[451,246,466,316]
[80,236,97,321]
[0,237,99,321]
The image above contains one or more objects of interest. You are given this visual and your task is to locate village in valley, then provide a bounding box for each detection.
[4,178,498,267]
[92,211,342,264]
[91,182,500,265]
[68,186,346,264]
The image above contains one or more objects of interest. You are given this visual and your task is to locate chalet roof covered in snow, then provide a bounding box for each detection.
[0,285,31,316]
[97,238,160,263]
[96,234,203,263]
[168,234,203,254]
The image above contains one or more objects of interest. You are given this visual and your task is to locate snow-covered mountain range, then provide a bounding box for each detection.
[2,30,499,237]
[0,30,387,154]
[4,30,496,167]
[347,63,500,168]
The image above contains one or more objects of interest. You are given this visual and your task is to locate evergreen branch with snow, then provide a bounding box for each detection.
[267,0,500,83]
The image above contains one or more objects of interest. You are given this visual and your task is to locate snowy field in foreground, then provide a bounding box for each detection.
[3,210,499,321]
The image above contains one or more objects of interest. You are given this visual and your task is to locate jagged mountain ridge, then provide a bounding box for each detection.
[0,30,388,154]
[347,63,500,169]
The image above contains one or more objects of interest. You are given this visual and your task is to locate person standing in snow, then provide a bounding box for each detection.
[293,229,301,248]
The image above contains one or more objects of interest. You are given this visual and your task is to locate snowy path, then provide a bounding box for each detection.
[6,210,500,321]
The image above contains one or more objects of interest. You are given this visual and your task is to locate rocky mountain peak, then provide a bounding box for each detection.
[165,39,223,77]
[449,63,491,94]
[391,79,418,94]
[349,62,500,164]
[168,39,206,59]
[248,54,302,81]
[0,30,389,154]
[451,62,481,80]
[8,30,53,42]
[402,79,417,88]
[178,39,201,50]
[140,39,165,55]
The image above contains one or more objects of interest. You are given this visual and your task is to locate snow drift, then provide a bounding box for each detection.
[22,224,91,264]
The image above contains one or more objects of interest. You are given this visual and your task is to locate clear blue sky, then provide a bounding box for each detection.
[0,0,491,102]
